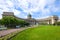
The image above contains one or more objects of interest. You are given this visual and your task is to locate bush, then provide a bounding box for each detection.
[56,22,60,25]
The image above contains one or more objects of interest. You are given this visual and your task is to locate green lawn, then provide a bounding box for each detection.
[11,25,60,40]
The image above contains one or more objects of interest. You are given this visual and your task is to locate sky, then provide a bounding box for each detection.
[0,0,60,19]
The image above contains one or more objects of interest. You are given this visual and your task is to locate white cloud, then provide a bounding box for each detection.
[13,9,21,16]
[0,0,60,19]
[15,0,55,15]
[6,0,14,7]
[0,9,3,19]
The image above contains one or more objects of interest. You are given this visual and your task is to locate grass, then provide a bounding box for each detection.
[11,25,60,40]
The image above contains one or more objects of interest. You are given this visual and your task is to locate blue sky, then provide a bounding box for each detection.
[0,0,60,19]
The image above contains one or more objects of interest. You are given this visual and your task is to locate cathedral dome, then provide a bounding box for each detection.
[27,14,32,19]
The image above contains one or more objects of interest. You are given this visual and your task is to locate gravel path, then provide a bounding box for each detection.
[0,28,27,37]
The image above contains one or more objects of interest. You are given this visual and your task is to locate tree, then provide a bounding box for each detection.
[56,22,60,25]
[1,16,17,28]
[0,16,30,28]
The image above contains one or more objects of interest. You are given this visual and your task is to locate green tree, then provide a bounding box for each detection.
[1,16,30,28]
[56,22,60,25]
[1,16,17,28]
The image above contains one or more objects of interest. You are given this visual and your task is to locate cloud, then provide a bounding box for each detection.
[0,0,60,19]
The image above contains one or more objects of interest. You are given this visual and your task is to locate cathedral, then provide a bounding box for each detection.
[2,12,59,25]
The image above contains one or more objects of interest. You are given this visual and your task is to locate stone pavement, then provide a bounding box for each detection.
[0,28,27,37]
[0,25,37,38]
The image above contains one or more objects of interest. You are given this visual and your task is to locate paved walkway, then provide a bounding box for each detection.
[0,25,37,37]
[0,28,27,37]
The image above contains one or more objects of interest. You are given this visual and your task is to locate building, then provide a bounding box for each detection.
[25,14,36,25]
[2,12,14,17]
[2,12,59,25]
[37,15,58,25]
[2,12,25,20]
[2,12,37,25]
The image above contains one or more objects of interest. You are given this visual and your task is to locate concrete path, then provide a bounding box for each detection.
[0,25,37,38]
[0,28,27,37]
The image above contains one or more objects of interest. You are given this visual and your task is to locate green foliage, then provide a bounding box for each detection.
[0,16,29,28]
[56,22,60,25]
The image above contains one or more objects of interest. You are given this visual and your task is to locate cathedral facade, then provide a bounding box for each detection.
[2,12,59,25]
